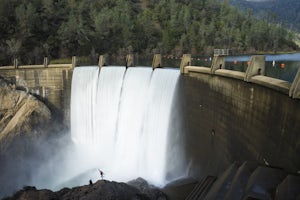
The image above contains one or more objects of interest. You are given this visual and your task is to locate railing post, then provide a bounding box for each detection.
[152,54,162,70]
[244,55,265,82]
[180,54,191,74]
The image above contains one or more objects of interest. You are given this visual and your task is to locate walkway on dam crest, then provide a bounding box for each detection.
[179,54,300,100]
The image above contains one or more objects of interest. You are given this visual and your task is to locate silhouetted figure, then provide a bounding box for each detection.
[89,180,93,185]
[98,169,104,180]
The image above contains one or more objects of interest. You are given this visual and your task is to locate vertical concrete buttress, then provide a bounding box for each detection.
[180,54,191,74]
[211,55,225,74]
[152,54,162,70]
[71,56,77,68]
[126,54,134,67]
[289,67,300,99]
[244,55,265,82]
[98,55,107,68]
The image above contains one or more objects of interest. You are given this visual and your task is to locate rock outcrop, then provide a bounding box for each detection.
[0,77,52,154]
[3,179,167,200]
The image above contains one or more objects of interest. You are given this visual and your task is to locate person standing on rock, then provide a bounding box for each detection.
[98,169,104,180]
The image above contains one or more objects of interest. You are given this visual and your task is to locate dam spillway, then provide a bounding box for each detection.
[70,66,180,185]
[1,54,300,198]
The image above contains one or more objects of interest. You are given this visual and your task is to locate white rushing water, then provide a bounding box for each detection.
[69,66,180,186]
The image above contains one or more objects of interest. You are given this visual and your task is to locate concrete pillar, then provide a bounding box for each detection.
[244,55,265,82]
[44,57,49,67]
[98,55,107,68]
[289,67,300,99]
[71,56,77,68]
[42,86,46,98]
[14,58,18,69]
[180,54,191,74]
[126,54,134,68]
[211,55,225,74]
[152,54,162,70]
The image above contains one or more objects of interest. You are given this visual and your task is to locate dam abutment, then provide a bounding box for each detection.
[0,60,74,126]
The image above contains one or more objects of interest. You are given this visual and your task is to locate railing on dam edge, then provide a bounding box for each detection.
[1,53,300,100]
[0,56,75,70]
[180,54,300,100]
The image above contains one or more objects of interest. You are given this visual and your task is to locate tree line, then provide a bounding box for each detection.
[0,0,298,65]
[230,0,300,31]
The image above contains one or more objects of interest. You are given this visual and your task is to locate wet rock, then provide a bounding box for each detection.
[128,177,167,199]
[3,180,167,200]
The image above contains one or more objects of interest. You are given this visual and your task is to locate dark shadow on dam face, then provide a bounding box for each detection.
[169,72,300,180]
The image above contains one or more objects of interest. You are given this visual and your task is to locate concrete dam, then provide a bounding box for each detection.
[0,54,300,198]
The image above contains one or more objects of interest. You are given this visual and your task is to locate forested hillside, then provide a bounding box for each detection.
[0,0,298,65]
[230,0,300,31]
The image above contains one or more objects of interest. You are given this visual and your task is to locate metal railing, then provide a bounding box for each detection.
[214,49,229,56]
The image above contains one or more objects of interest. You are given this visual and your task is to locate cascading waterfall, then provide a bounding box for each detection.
[70,66,180,186]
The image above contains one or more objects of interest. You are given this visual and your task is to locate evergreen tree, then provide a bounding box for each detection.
[0,0,298,65]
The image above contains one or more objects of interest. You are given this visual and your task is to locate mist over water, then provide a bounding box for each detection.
[62,66,181,187]
[4,66,184,196]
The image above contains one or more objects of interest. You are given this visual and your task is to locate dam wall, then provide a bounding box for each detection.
[0,63,73,125]
[178,72,300,179]
[1,54,300,178]
[177,54,300,180]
